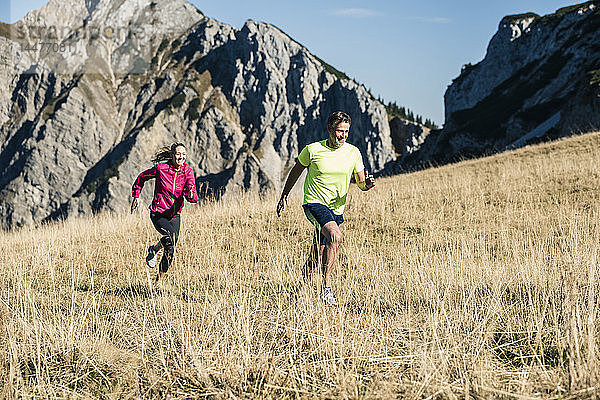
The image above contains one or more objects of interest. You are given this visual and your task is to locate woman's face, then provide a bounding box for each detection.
[172,145,187,167]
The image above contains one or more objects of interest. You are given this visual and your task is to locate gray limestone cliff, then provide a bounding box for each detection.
[398,1,600,170]
[0,0,396,229]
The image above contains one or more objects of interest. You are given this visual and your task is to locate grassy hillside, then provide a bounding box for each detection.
[2,132,600,398]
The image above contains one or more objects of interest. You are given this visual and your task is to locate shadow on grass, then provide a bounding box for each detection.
[107,283,156,298]
[77,282,157,299]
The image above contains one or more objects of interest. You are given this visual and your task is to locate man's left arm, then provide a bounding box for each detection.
[354,150,374,191]
[355,170,375,191]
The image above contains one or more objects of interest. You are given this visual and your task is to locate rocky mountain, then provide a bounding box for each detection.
[389,117,430,157]
[0,0,399,229]
[398,1,600,170]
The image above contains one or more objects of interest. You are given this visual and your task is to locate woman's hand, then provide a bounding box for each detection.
[130,198,138,214]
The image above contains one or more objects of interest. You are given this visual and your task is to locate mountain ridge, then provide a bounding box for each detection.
[395,1,600,171]
[0,0,412,229]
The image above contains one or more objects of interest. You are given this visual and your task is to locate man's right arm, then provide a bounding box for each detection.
[277,160,307,216]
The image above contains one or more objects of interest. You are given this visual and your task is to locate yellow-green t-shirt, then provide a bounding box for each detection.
[298,140,365,215]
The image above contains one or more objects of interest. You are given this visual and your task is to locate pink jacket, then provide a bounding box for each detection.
[132,162,198,217]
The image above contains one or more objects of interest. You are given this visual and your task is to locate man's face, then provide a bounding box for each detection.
[329,121,350,148]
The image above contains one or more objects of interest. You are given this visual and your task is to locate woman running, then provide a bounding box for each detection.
[130,142,198,287]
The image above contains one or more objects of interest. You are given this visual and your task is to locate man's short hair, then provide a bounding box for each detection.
[327,111,351,133]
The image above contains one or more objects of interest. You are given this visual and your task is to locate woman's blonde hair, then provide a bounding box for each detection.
[152,142,186,164]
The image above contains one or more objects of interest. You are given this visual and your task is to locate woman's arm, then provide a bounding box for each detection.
[130,167,156,213]
[184,169,198,203]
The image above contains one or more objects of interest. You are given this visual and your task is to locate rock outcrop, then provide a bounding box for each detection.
[0,0,395,229]
[388,117,430,157]
[398,1,600,170]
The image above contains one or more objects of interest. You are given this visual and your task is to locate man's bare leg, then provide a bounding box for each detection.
[303,227,322,282]
[320,221,342,290]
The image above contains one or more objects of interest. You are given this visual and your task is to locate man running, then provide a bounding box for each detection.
[277,111,375,306]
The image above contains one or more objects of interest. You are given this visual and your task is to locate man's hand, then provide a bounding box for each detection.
[365,172,375,190]
[356,170,375,191]
[130,198,138,214]
[276,194,287,217]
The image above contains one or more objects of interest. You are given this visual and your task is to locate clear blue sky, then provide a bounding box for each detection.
[3,0,580,125]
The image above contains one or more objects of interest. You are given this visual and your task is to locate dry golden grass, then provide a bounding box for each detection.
[2,132,600,398]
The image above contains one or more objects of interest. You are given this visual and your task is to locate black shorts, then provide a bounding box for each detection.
[303,203,344,245]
